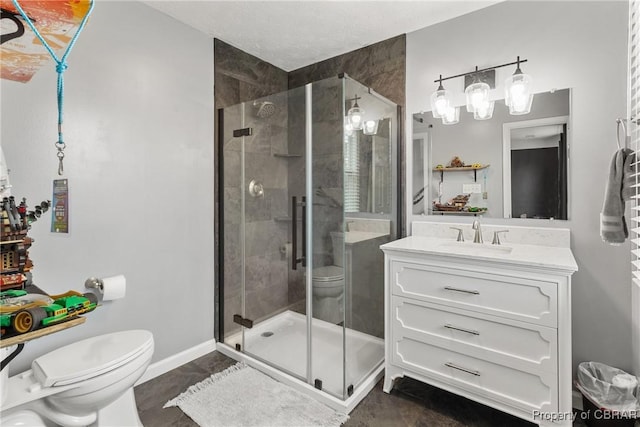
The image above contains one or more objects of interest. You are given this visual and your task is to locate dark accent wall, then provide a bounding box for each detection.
[288,35,405,106]
[289,34,406,237]
[214,39,289,341]
[214,39,289,109]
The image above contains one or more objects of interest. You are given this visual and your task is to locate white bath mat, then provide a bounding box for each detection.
[164,362,349,427]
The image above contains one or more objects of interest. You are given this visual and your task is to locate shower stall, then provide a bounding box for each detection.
[217,75,398,411]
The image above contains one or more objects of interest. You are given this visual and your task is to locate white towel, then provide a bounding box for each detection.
[600,148,634,244]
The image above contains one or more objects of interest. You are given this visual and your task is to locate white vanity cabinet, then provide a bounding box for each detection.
[381,236,577,426]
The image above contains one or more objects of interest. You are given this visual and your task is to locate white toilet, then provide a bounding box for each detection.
[311,232,345,324]
[1,329,154,427]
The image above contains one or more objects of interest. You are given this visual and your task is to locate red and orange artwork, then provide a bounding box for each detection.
[0,0,91,83]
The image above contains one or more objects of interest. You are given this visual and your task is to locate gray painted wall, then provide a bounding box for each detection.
[1,1,215,373]
[406,1,632,375]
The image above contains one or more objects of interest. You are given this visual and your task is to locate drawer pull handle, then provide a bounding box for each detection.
[445,362,481,377]
[444,286,480,295]
[444,324,480,336]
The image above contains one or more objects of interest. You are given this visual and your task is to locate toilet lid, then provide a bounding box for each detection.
[312,265,344,282]
[32,330,154,387]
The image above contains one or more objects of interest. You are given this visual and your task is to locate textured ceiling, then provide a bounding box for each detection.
[142,1,501,71]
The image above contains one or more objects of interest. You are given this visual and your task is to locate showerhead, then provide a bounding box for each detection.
[253,101,276,118]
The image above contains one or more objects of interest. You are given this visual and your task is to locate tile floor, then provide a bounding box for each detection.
[135,351,588,426]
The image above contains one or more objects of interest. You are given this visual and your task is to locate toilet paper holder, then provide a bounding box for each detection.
[84,275,126,301]
[84,277,105,293]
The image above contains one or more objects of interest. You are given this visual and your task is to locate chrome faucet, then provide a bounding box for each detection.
[472,220,483,243]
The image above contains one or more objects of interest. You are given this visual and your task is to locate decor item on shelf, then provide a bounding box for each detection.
[0,289,97,337]
[1,197,50,291]
[448,156,465,168]
[430,57,533,125]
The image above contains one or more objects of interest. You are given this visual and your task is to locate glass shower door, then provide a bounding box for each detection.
[222,86,311,383]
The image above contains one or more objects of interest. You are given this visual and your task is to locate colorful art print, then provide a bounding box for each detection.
[1,0,91,83]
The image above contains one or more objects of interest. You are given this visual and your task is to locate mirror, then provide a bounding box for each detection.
[412,89,570,219]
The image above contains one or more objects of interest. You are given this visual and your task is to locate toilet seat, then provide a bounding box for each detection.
[32,330,153,387]
[312,265,344,282]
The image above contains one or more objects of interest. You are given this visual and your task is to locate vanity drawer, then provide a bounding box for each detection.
[391,296,557,374]
[392,337,558,415]
[390,261,557,327]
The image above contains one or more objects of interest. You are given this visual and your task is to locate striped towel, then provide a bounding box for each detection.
[600,148,635,244]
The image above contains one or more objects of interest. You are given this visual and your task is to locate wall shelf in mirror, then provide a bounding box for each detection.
[272,152,302,158]
[431,210,487,216]
[433,164,489,182]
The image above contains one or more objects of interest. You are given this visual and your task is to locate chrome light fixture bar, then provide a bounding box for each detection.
[431,57,532,124]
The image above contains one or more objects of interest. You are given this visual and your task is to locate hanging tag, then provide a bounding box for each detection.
[51,179,69,233]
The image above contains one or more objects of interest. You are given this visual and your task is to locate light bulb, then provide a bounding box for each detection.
[505,69,533,115]
[344,118,354,137]
[465,82,490,113]
[442,106,460,125]
[474,100,494,120]
[362,119,379,135]
[347,104,364,130]
[430,82,451,119]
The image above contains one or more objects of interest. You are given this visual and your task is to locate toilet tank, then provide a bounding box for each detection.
[330,232,344,267]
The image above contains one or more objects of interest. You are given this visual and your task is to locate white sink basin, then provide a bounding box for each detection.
[437,241,513,255]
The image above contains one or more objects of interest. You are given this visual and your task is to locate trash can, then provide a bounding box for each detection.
[576,362,640,427]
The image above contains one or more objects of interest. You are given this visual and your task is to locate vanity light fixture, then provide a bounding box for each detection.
[432,57,532,124]
[429,75,452,119]
[347,95,364,130]
[504,56,534,115]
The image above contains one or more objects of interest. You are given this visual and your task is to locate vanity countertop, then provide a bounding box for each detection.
[345,231,390,245]
[381,236,578,273]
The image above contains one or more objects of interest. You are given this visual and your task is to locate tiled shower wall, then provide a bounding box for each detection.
[215,40,289,338]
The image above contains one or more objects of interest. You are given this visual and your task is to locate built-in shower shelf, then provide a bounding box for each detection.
[272,152,302,158]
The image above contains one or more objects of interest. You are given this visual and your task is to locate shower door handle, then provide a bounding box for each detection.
[301,196,307,267]
[291,196,306,270]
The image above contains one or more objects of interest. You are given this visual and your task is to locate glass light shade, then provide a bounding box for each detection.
[347,105,364,130]
[430,88,452,119]
[465,82,490,113]
[441,106,460,125]
[362,119,379,135]
[344,117,354,137]
[505,72,533,115]
[473,100,495,120]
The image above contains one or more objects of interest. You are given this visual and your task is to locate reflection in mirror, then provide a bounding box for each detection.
[503,116,569,219]
[412,88,570,219]
[345,119,393,215]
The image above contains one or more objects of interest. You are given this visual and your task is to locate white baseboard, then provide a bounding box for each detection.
[135,339,217,386]
[572,390,583,411]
